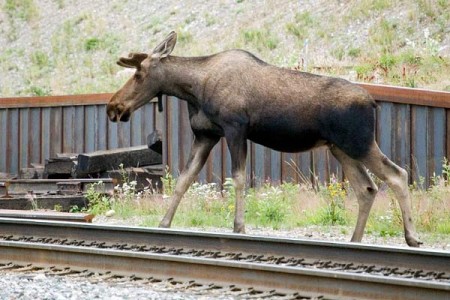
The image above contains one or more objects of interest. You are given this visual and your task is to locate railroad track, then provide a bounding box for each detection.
[0,218,448,299]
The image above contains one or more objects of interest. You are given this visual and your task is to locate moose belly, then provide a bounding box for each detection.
[248,127,325,153]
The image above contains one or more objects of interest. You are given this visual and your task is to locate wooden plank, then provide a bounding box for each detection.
[1,84,449,109]
[107,166,163,192]
[0,209,94,223]
[44,157,76,179]
[76,146,162,177]
[0,195,87,211]
[0,93,112,108]
[360,83,450,108]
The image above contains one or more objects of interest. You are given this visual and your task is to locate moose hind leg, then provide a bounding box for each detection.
[330,146,378,243]
[362,143,422,247]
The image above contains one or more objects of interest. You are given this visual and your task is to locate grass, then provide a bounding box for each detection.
[240,27,279,51]
[348,0,393,20]
[4,0,39,22]
[3,0,39,41]
[285,11,315,42]
[85,159,450,247]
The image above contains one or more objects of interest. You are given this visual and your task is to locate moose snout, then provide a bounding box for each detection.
[106,101,131,122]
[107,103,118,122]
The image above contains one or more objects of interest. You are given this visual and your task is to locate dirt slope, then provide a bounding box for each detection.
[0,0,449,96]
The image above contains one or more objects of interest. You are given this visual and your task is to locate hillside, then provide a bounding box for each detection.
[0,0,449,96]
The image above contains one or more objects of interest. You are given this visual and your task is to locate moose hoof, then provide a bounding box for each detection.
[159,220,171,228]
[233,225,246,234]
[406,234,422,247]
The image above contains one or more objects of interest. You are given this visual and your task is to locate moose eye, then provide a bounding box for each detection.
[134,73,142,80]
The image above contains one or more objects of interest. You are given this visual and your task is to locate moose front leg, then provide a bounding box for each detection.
[159,134,220,228]
[226,131,248,234]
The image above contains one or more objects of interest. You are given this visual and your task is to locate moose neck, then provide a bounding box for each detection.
[159,56,209,105]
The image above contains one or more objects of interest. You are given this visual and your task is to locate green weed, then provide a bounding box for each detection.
[30,51,50,68]
[241,28,279,51]
[285,11,315,41]
[354,64,375,81]
[161,166,176,196]
[315,176,349,226]
[177,29,193,44]
[4,0,39,21]
[86,181,111,215]
[349,0,393,19]
[26,86,52,96]
[369,17,398,53]
[348,48,361,58]
[204,13,217,26]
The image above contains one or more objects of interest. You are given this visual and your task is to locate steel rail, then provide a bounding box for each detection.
[1,240,449,300]
[0,218,448,274]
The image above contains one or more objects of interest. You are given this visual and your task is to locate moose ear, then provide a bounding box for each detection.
[117,52,148,68]
[151,31,177,59]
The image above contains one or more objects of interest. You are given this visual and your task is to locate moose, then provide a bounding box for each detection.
[107,31,421,247]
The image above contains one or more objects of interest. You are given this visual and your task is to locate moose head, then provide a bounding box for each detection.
[107,31,177,122]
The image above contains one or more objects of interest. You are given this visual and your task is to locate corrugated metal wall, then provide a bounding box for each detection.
[1,84,449,188]
[0,94,157,175]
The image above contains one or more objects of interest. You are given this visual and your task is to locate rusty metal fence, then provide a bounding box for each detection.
[1,83,450,187]
[0,94,157,175]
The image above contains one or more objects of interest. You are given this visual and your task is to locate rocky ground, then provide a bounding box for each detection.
[1,0,449,96]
